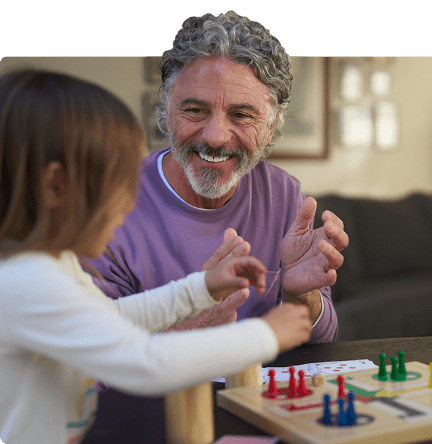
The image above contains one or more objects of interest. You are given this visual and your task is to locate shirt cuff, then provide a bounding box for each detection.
[312,290,324,328]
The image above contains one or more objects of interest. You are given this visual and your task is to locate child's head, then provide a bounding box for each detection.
[0,69,145,258]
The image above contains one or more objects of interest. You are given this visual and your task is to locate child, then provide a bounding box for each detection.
[0,70,312,444]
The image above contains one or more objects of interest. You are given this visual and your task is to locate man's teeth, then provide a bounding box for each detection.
[198,152,229,163]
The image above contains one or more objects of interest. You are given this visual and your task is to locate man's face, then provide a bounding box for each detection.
[166,56,276,199]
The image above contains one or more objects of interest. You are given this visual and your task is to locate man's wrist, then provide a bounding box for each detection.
[281,288,323,324]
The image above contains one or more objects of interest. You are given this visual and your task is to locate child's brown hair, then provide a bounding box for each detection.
[0,69,144,257]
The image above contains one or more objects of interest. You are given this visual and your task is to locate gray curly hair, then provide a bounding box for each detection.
[155,11,292,147]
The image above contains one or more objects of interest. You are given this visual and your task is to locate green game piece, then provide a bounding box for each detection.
[378,353,387,379]
[398,350,406,380]
[391,356,399,381]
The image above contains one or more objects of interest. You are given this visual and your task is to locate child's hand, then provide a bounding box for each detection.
[205,256,267,302]
[261,303,312,352]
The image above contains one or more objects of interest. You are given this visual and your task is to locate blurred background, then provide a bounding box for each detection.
[2,55,432,340]
[1,56,431,201]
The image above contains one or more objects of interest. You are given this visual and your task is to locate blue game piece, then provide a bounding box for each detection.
[346,392,357,425]
[338,398,347,426]
[322,394,332,425]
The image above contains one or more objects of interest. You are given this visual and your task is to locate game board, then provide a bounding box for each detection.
[217,358,432,444]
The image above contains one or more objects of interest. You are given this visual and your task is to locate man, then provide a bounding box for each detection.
[82,11,348,443]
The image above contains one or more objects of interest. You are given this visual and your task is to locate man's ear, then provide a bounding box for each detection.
[266,109,280,145]
[42,161,67,209]
[164,91,171,132]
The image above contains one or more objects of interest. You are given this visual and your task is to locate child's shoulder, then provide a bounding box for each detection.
[0,251,71,293]
[1,250,57,270]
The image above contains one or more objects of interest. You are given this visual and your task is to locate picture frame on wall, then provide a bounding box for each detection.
[269,57,329,160]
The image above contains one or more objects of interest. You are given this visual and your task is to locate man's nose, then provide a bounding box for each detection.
[201,114,231,148]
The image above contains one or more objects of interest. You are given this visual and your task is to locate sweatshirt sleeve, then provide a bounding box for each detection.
[1,257,279,396]
[69,251,219,332]
[309,286,338,343]
[114,272,220,332]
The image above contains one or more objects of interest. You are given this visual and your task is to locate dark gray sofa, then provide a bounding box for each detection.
[314,193,432,341]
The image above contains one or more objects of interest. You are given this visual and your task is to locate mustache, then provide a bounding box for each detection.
[182,142,245,160]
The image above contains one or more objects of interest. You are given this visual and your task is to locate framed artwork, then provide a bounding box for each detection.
[269,57,329,160]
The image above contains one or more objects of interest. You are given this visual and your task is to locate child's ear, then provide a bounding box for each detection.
[42,161,67,209]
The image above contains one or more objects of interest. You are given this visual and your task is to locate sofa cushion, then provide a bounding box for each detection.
[352,194,432,279]
[315,195,363,304]
[336,272,432,340]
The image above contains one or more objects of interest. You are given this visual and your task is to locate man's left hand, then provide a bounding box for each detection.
[280,196,348,296]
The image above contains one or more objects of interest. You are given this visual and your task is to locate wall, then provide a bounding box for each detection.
[0,57,145,128]
[270,57,432,199]
[1,56,432,200]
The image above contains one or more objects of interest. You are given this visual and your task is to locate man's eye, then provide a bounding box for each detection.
[233,112,251,120]
[185,108,202,114]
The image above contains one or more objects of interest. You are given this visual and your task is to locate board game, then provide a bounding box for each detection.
[217,356,432,444]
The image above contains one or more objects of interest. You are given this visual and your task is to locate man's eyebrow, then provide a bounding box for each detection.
[180,99,260,114]
[229,103,260,115]
[180,98,209,107]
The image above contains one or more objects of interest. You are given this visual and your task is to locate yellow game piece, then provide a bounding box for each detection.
[429,363,432,388]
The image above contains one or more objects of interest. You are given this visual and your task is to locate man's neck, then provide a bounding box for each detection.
[161,151,237,210]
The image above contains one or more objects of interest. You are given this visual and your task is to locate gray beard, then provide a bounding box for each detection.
[170,138,270,199]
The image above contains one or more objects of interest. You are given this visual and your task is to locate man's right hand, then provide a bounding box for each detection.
[166,228,253,330]
[194,287,250,326]
[201,228,251,271]
[197,228,253,326]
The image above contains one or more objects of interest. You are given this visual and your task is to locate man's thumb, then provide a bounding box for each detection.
[291,197,317,232]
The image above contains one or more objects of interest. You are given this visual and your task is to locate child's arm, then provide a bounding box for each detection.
[114,272,220,332]
[115,255,266,332]
[1,254,310,396]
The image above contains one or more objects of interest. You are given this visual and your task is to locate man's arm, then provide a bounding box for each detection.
[281,286,337,343]
[279,196,348,341]
[282,288,322,324]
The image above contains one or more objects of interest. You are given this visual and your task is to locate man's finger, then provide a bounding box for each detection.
[323,221,349,251]
[322,210,344,230]
[319,239,344,270]
[223,228,238,243]
[220,288,250,310]
[202,236,248,271]
[289,197,317,234]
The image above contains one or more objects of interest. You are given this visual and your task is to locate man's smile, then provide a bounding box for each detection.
[198,152,230,163]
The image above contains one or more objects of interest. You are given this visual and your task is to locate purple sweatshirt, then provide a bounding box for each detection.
[88,148,337,343]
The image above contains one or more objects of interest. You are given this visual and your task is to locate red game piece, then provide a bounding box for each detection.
[288,367,297,397]
[337,374,346,399]
[268,369,277,395]
[297,369,308,397]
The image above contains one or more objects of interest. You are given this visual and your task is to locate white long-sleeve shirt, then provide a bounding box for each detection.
[0,251,279,444]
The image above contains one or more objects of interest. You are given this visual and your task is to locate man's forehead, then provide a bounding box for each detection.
[172,56,272,108]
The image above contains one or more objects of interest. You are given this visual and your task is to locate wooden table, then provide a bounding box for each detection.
[82,337,432,444]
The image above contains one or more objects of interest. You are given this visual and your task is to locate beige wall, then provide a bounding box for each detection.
[1,56,432,200]
[0,57,145,125]
[271,57,432,199]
